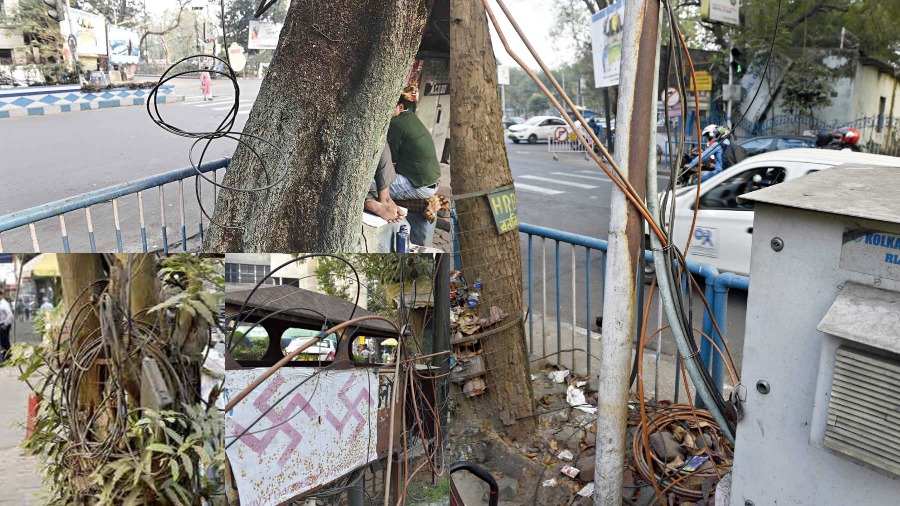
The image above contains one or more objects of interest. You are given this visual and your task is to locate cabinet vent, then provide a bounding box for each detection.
[824,346,900,477]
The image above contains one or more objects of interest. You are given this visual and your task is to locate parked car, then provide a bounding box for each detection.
[737,135,816,157]
[665,149,900,276]
[503,116,524,129]
[507,116,568,144]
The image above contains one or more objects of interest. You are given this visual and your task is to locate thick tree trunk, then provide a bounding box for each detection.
[450,0,535,430]
[204,0,431,252]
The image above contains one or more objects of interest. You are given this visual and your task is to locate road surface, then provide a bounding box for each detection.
[508,141,747,372]
[0,78,261,252]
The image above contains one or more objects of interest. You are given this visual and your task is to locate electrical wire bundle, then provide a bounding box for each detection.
[146,0,286,242]
[475,0,782,502]
[18,255,212,501]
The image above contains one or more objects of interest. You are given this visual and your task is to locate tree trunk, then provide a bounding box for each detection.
[204,0,431,252]
[58,254,106,420]
[450,0,535,430]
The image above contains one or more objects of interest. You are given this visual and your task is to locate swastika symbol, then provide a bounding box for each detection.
[230,374,318,467]
[324,375,371,435]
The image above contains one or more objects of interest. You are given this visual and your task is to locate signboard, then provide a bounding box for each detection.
[840,229,900,281]
[59,8,107,56]
[423,82,449,96]
[224,368,379,506]
[108,27,140,65]
[701,0,741,26]
[487,187,519,234]
[497,65,510,86]
[590,0,625,88]
[689,70,713,92]
[248,20,282,50]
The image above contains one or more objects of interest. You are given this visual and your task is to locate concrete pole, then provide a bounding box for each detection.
[593,0,659,503]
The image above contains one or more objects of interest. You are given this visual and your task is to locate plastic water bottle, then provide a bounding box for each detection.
[397,225,409,253]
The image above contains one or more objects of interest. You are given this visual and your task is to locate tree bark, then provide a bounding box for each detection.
[204,0,431,252]
[58,254,106,416]
[450,0,535,430]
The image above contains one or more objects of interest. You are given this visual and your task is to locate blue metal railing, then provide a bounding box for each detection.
[519,222,749,395]
[0,158,230,254]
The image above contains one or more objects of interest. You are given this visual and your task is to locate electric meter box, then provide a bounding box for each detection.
[730,165,900,505]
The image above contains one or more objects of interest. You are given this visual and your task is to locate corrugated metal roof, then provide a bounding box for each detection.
[226,285,397,336]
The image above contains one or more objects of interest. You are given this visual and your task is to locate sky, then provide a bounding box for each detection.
[147,0,576,69]
[486,0,578,70]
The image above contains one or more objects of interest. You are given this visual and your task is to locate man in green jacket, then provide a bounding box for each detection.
[387,94,441,246]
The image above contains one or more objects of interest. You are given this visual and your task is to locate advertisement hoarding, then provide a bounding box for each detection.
[248,20,282,50]
[590,0,625,88]
[59,8,107,56]
[701,0,741,26]
[108,27,140,65]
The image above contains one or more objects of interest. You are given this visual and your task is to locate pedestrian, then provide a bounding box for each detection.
[39,298,53,314]
[200,66,213,102]
[0,289,13,363]
[387,91,441,247]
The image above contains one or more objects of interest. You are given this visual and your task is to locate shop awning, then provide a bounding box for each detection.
[22,254,60,278]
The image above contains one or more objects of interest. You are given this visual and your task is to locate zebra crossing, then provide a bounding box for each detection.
[185,97,256,115]
[514,170,611,196]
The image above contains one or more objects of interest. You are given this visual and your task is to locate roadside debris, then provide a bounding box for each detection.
[450,272,510,398]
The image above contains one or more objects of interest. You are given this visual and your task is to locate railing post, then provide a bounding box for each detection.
[527,233,533,354]
[554,239,561,366]
[585,247,591,377]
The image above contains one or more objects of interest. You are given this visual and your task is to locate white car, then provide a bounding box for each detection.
[667,148,900,276]
[507,116,568,144]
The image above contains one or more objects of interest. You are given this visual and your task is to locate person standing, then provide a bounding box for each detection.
[200,67,213,102]
[0,289,13,362]
[387,92,441,246]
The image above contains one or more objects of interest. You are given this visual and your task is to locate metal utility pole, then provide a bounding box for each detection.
[593,0,660,503]
[726,40,734,129]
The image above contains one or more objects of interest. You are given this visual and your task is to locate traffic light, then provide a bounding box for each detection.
[43,0,64,22]
[730,47,744,77]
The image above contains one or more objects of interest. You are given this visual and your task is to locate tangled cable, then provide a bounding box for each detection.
[146,0,287,240]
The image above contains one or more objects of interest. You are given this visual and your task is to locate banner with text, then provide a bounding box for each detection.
[591,0,625,88]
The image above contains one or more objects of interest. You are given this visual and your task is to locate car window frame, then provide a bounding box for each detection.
[698,165,788,211]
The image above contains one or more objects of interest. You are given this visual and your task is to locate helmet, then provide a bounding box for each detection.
[702,124,719,139]
[837,127,860,146]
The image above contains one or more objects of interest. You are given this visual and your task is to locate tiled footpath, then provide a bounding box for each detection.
[0,85,183,119]
[0,366,44,504]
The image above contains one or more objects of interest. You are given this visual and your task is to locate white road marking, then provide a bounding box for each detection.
[551,171,609,182]
[515,183,564,195]
[192,99,236,108]
[518,175,598,189]
[237,109,252,115]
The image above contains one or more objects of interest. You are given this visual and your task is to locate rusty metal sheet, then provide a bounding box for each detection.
[224,367,380,506]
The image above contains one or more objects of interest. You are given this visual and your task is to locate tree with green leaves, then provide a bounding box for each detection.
[81,0,145,26]
[315,253,436,317]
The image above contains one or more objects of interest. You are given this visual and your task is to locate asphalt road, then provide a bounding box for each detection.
[0,78,261,252]
[508,141,747,372]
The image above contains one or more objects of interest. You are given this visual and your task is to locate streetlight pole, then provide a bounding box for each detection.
[593,0,660,503]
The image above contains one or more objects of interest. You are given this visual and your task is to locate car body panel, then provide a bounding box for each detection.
[670,149,900,275]
[507,116,567,143]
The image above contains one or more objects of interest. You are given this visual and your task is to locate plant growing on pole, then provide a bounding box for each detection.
[203,1,432,252]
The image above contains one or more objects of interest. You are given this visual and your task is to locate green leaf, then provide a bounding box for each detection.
[146,443,175,455]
